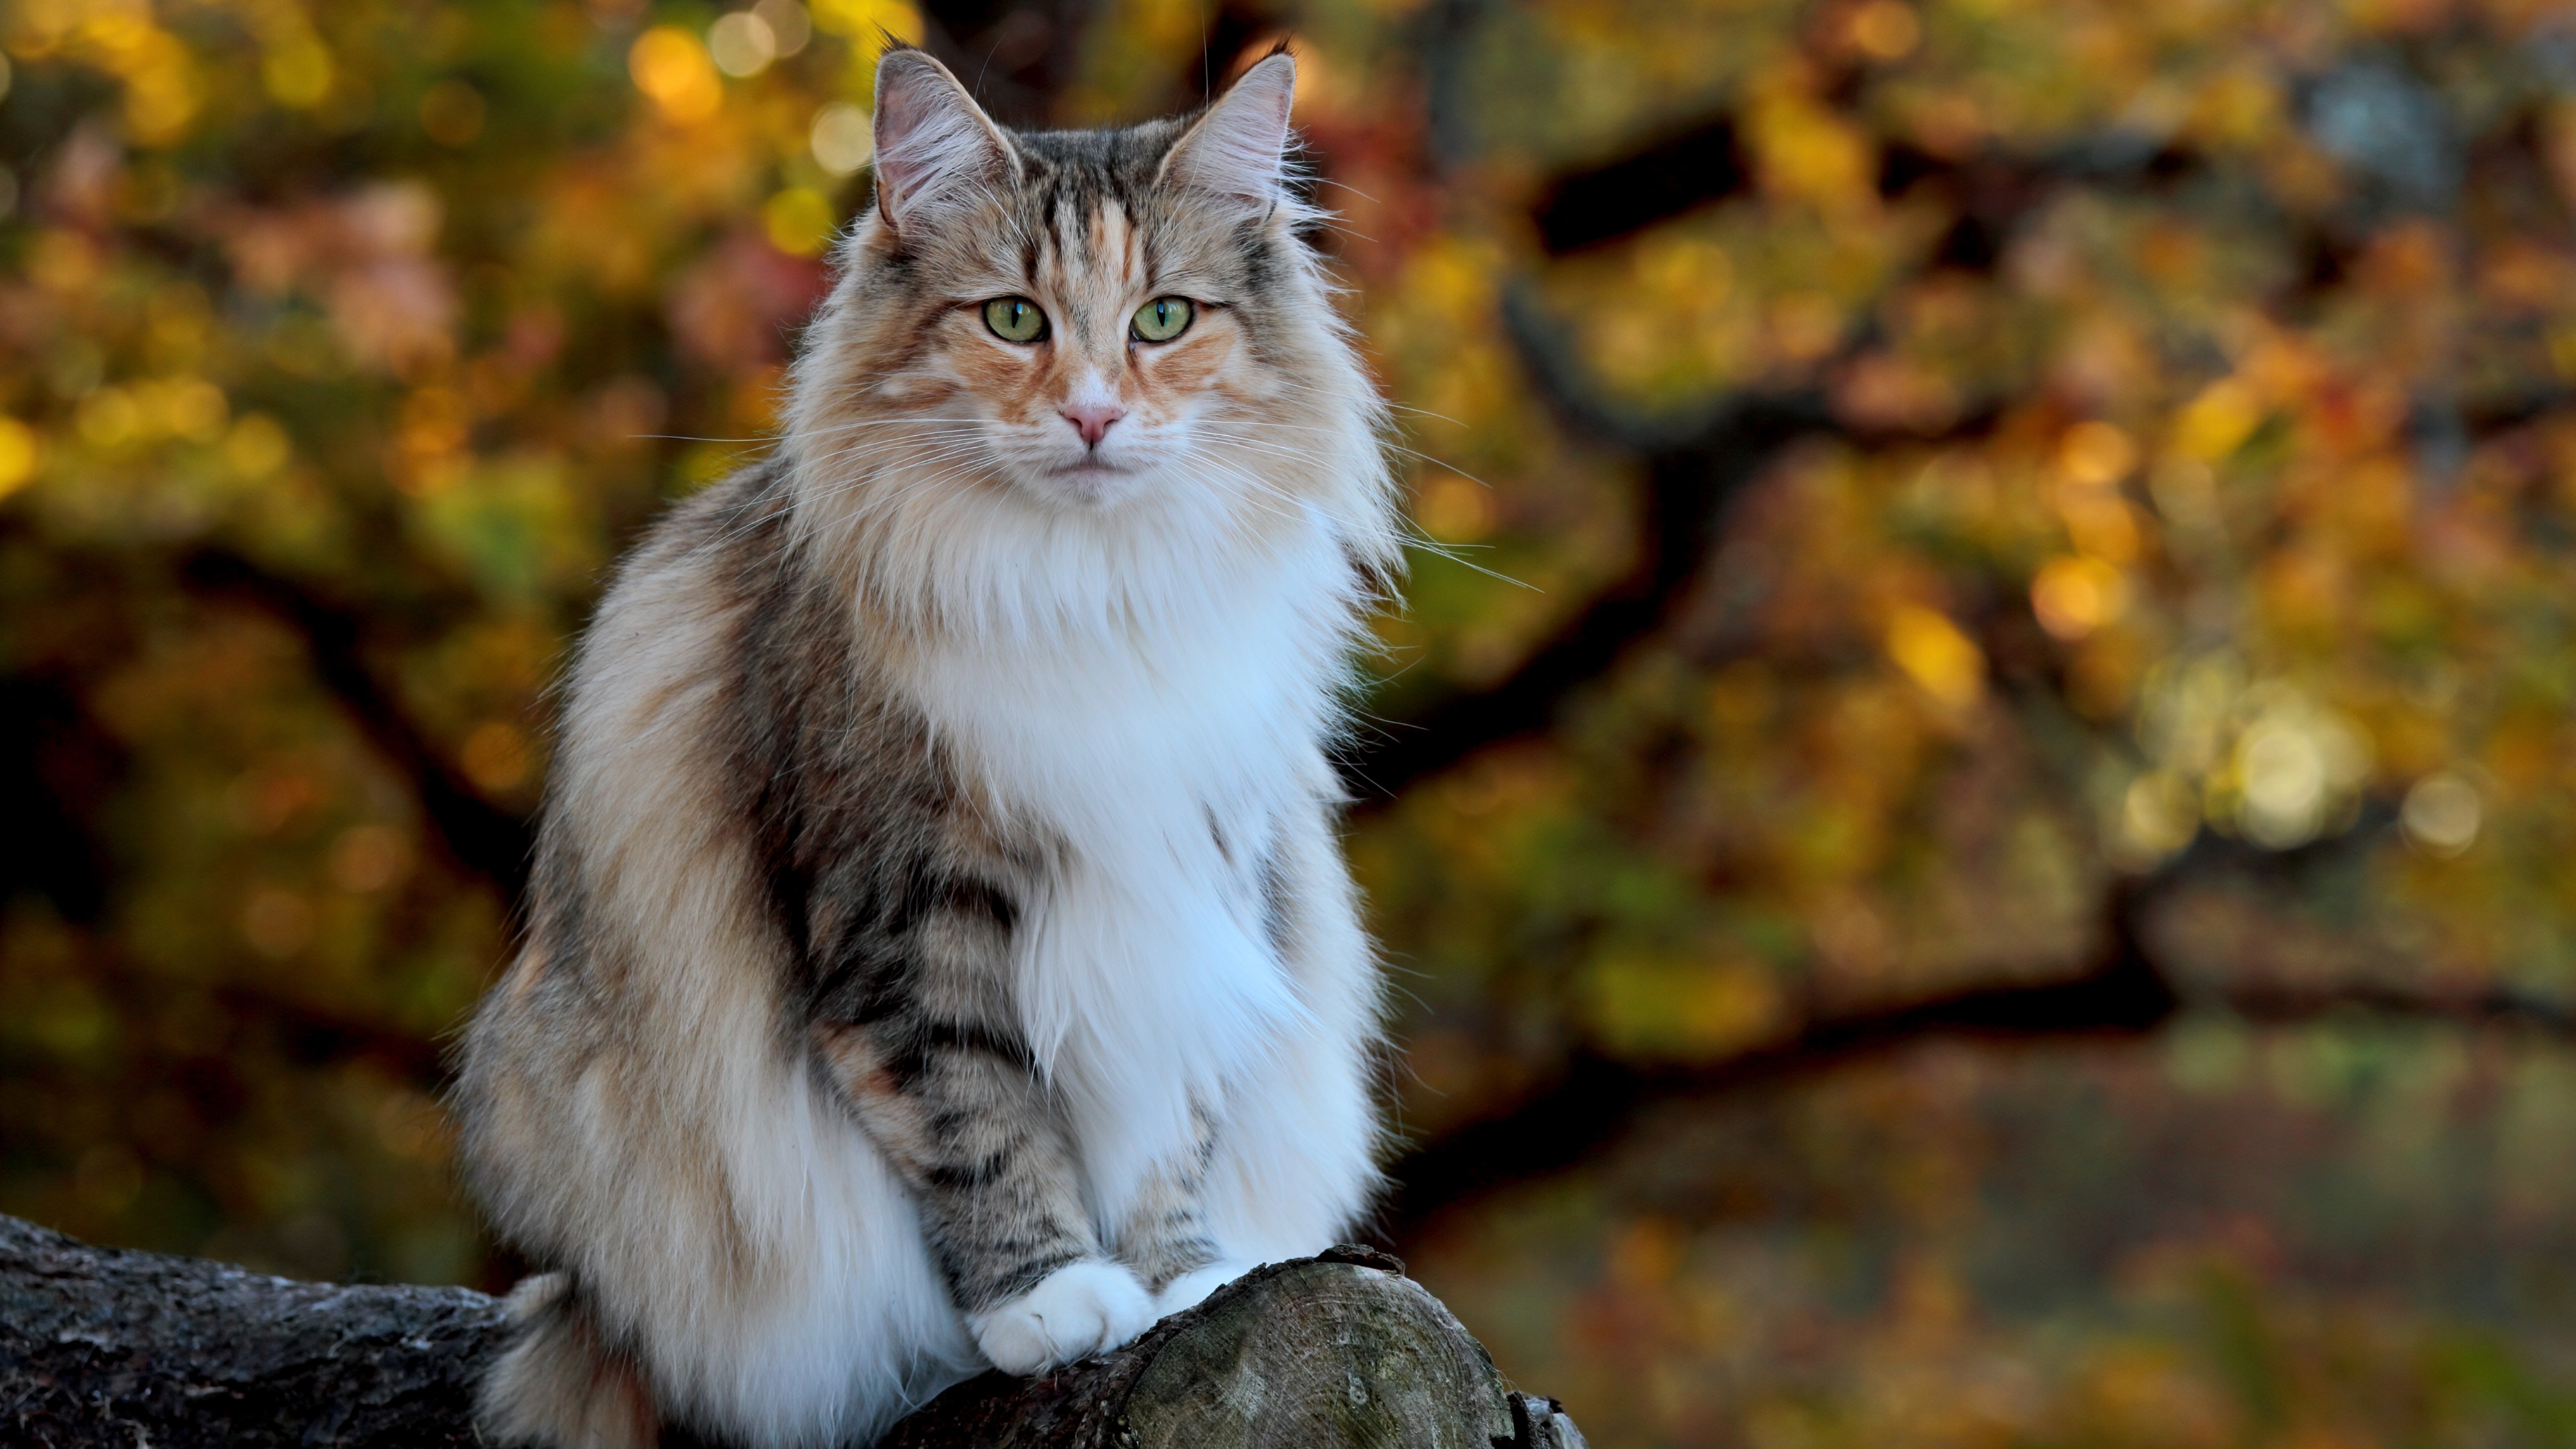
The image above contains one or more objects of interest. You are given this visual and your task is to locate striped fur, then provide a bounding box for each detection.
[455,46,1399,1449]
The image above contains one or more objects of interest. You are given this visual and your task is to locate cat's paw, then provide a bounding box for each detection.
[1154,1258,1258,1319]
[969,1261,1155,1375]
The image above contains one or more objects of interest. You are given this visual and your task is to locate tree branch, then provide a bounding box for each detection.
[0,1213,502,1448]
[0,1220,1587,1449]
[1348,47,2273,805]
[1340,284,1995,805]
[172,547,534,900]
[1376,881,2176,1243]
[1531,116,1748,254]
[1344,388,1820,804]
[1376,832,2575,1245]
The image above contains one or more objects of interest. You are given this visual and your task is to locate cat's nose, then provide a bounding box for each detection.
[1060,403,1125,449]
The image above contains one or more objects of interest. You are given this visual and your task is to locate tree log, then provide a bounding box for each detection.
[0,1218,1584,1449]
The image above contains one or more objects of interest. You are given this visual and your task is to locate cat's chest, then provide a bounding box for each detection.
[905,625,1322,1080]
[867,543,1353,1186]
[954,646,1303,927]
[902,606,1328,879]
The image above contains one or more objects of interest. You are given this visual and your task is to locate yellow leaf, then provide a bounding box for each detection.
[630,27,722,124]
[262,36,333,109]
[763,188,838,257]
[808,0,924,46]
[2030,556,2129,640]
[2172,378,2263,460]
[0,417,40,498]
[1886,604,1984,707]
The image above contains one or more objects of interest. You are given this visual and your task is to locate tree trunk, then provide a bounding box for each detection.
[0,1217,1584,1449]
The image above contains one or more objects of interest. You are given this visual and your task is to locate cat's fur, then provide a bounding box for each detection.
[453,45,1401,1449]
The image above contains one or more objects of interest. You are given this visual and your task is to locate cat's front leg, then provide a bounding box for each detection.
[966,1259,1157,1373]
[1113,1104,1260,1319]
[811,1012,1153,1373]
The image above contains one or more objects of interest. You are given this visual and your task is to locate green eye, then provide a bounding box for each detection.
[983,297,1047,343]
[1130,297,1194,343]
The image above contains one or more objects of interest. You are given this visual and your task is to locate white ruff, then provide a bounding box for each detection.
[871,475,1361,1223]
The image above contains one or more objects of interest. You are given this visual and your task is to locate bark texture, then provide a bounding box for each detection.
[0,1221,1584,1449]
[0,1212,502,1447]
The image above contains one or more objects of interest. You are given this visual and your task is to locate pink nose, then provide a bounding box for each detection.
[1061,403,1124,448]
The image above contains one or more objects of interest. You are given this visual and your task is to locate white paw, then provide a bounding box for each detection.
[1154,1259,1258,1319]
[969,1260,1155,1375]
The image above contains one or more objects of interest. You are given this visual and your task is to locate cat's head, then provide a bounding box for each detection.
[783,45,1398,633]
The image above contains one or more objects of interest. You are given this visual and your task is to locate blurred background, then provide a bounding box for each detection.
[5,0,2576,1443]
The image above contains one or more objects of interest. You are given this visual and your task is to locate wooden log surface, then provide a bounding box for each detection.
[0,1216,1586,1449]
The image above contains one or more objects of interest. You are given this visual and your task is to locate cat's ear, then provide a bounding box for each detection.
[1159,50,1297,208]
[871,46,1014,234]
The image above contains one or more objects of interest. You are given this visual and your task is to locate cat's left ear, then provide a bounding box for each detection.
[1159,50,1297,209]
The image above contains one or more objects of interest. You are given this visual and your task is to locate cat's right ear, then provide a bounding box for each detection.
[870,47,1014,235]
[1158,50,1296,211]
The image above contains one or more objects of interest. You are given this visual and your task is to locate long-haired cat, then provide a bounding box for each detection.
[453,43,1400,1449]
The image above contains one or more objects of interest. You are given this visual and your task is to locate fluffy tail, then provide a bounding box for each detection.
[480,1273,662,1449]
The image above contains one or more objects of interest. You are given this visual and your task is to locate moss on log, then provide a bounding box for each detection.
[0,1218,1584,1449]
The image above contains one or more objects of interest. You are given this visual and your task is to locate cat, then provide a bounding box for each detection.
[452,42,1403,1449]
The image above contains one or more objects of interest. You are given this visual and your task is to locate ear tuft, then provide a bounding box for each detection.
[1160,52,1297,206]
[871,48,1014,232]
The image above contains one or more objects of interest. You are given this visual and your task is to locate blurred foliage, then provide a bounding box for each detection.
[1423,1024,2576,1449]
[4,0,2576,1445]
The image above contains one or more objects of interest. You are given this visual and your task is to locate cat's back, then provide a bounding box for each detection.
[573,457,800,677]
[553,456,862,783]
[472,461,805,1028]
[515,457,866,1016]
